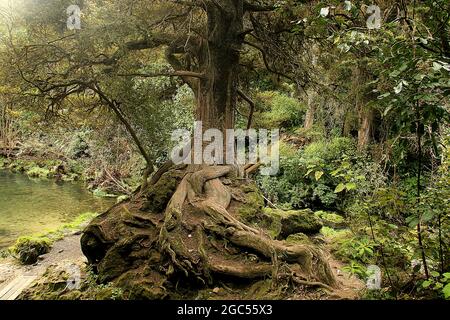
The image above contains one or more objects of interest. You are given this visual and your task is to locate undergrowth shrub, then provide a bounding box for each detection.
[257,137,384,210]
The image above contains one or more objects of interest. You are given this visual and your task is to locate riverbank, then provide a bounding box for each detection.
[0,210,128,300]
[0,167,115,248]
[0,128,145,197]
[0,234,85,300]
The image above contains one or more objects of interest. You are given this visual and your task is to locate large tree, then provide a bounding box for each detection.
[2,0,337,298]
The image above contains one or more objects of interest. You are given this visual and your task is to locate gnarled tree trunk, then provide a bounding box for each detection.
[81,0,337,299]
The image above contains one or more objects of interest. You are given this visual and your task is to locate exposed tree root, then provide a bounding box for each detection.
[81,164,338,299]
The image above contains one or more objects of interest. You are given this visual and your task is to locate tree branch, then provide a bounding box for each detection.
[117,71,205,79]
[243,40,295,82]
[125,33,178,51]
[89,84,153,167]
[237,89,256,129]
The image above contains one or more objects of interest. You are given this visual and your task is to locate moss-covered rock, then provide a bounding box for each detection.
[10,237,52,265]
[19,262,125,300]
[115,268,167,300]
[315,211,347,228]
[264,208,323,238]
[320,226,352,241]
[26,166,51,178]
[285,232,311,245]
[237,182,265,220]
[141,168,185,212]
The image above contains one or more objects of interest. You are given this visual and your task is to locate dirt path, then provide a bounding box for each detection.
[0,234,85,300]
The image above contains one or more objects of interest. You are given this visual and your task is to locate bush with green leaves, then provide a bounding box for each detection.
[257,137,384,210]
[253,91,306,129]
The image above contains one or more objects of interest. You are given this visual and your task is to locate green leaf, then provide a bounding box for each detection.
[330,168,341,176]
[434,282,443,290]
[432,62,442,71]
[315,171,324,181]
[334,183,346,193]
[443,283,450,299]
[422,280,432,288]
[394,82,403,94]
[430,271,440,278]
[346,182,357,191]
[304,169,314,177]
[422,211,435,223]
[406,216,419,228]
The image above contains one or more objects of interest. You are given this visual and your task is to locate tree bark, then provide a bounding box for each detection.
[357,107,374,149]
[193,0,244,132]
[354,64,374,150]
[304,90,316,130]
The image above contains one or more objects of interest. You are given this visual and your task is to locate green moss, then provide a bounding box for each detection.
[320,226,352,241]
[9,212,99,265]
[10,236,52,264]
[143,169,185,212]
[264,208,323,237]
[243,279,284,299]
[26,166,51,178]
[315,211,347,228]
[238,183,265,221]
[4,157,85,182]
[286,232,311,244]
[0,156,7,168]
[62,212,99,230]
[116,195,130,203]
[8,159,34,172]
[93,188,117,198]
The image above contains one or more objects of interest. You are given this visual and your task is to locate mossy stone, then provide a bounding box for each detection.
[315,211,347,228]
[238,182,265,221]
[264,208,323,237]
[286,232,311,244]
[11,237,52,265]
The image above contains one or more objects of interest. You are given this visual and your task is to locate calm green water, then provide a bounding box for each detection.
[0,170,113,248]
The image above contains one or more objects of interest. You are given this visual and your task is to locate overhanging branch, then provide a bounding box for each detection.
[237,89,256,130]
[117,71,205,79]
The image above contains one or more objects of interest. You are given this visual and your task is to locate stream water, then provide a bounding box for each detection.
[0,170,114,248]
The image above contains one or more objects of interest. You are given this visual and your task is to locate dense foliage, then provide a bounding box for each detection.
[0,0,448,300]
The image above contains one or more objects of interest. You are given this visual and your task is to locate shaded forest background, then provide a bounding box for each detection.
[0,0,449,300]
